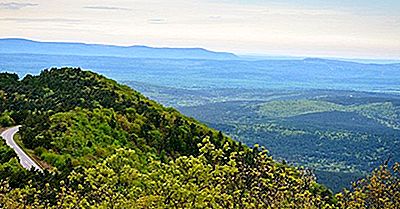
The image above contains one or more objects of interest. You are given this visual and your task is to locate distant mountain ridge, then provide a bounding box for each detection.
[0,38,238,60]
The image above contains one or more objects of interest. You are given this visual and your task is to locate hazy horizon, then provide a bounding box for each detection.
[1,0,399,60]
[1,37,400,64]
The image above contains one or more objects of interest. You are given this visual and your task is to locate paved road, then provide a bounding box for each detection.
[1,126,42,171]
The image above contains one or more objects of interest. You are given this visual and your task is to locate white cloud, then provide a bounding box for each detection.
[0,17,81,23]
[0,2,37,10]
[148,18,167,24]
[83,6,131,11]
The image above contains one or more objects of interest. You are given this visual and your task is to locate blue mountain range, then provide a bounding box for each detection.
[0,38,238,60]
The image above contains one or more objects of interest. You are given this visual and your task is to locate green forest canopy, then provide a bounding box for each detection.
[0,68,399,208]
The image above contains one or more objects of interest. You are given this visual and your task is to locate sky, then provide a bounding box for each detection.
[0,0,399,59]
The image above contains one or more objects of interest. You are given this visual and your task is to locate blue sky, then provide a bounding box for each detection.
[0,0,399,59]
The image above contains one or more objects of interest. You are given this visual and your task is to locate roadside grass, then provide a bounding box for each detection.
[13,133,52,170]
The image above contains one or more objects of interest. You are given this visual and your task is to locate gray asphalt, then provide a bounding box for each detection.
[1,126,42,171]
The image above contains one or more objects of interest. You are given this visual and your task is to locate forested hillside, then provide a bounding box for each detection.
[176,90,400,192]
[0,68,399,208]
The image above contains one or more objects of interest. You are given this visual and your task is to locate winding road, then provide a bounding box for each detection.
[1,126,42,171]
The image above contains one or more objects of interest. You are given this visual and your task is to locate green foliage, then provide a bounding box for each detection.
[0,73,18,92]
[36,108,130,167]
[2,138,398,208]
[0,68,398,208]
[0,112,14,127]
[0,137,17,164]
[0,68,234,170]
[336,163,400,209]
[0,139,336,208]
[0,137,27,188]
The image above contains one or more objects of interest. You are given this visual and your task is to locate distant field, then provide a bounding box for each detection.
[257,100,400,130]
